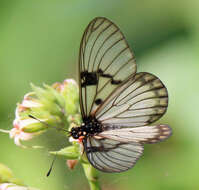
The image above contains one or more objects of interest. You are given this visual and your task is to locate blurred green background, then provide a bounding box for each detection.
[0,0,199,190]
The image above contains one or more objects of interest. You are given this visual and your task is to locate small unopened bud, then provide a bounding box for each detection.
[53,79,79,115]
[50,145,79,159]
[66,160,78,170]
[0,164,23,185]
[19,92,42,111]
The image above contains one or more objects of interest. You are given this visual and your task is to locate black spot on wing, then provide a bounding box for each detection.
[97,69,123,85]
[111,79,122,85]
[95,98,103,105]
[81,71,98,87]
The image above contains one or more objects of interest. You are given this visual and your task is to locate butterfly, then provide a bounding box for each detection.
[70,17,172,173]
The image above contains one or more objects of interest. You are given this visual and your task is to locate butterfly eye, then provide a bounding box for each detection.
[71,127,80,139]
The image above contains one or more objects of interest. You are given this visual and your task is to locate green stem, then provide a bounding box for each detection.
[82,162,101,190]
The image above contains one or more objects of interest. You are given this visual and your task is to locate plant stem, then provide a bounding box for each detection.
[82,162,101,190]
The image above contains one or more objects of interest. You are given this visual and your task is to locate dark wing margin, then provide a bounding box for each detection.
[84,136,143,173]
[79,17,136,118]
[96,72,168,128]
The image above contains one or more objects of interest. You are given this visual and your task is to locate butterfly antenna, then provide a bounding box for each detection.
[46,153,57,177]
[28,115,70,134]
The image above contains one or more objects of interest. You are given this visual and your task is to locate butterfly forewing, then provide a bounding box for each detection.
[84,137,143,173]
[79,17,136,117]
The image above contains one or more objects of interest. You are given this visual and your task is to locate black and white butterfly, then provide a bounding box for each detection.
[70,17,172,173]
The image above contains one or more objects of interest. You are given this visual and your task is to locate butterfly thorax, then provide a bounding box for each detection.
[70,117,103,139]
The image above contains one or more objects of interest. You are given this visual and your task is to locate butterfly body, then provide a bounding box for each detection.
[70,17,172,173]
[71,117,103,139]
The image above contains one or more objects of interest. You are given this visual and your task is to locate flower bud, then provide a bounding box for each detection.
[0,104,46,148]
[19,92,42,111]
[53,79,79,115]
[0,164,23,185]
[0,164,13,184]
[31,83,65,116]
[50,145,80,159]
[10,117,44,147]
[66,160,78,170]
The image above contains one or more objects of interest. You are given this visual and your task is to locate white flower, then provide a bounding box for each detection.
[0,106,42,148]
[0,183,39,190]
[18,92,42,112]
[10,118,40,147]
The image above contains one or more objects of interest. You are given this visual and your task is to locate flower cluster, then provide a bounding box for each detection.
[0,79,100,190]
[0,79,80,148]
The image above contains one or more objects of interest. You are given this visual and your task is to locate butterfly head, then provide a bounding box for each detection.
[70,127,82,139]
[70,123,89,140]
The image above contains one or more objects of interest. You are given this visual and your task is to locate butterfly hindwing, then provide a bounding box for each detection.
[98,124,172,144]
[84,125,171,173]
[79,17,136,118]
[84,136,143,173]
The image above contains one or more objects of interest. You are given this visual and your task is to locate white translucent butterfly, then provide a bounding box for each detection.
[70,17,172,173]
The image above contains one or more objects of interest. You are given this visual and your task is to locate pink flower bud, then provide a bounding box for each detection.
[18,92,42,112]
[66,160,78,170]
[10,118,40,147]
[53,79,78,93]
[63,79,78,87]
